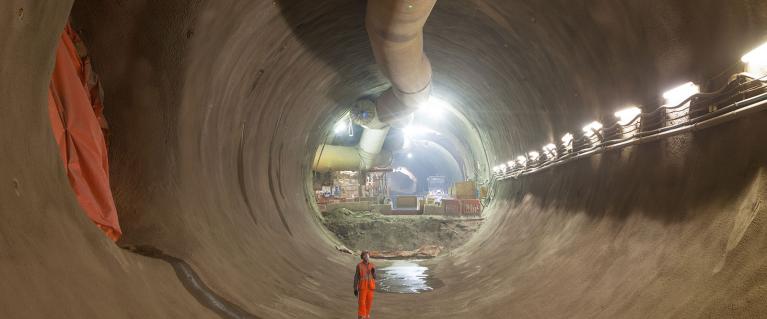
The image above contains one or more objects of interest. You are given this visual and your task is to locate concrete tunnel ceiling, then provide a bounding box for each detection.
[3,0,767,318]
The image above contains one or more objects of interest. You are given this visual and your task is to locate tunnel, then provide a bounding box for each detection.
[2,0,767,318]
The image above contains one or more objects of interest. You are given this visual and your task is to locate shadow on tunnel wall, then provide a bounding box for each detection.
[278,0,388,119]
[504,111,767,225]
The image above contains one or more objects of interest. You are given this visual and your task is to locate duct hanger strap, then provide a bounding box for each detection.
[393,76,432,107]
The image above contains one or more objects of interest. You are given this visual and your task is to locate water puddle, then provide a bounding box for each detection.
[376,260,444,294]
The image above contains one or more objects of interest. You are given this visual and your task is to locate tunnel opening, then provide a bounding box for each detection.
[309,95,491,259]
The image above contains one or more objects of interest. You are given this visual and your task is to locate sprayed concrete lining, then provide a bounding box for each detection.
[2,0,767,318]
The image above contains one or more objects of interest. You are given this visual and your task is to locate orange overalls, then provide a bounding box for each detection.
[356,262,376,318]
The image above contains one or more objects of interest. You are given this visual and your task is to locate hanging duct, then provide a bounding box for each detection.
[313,0,436,172]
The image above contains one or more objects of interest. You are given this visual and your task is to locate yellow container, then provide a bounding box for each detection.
[454,181,477,199]
[396,196,418,209]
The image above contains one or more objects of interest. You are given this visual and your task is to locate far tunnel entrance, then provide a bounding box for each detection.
[309,96,491,260]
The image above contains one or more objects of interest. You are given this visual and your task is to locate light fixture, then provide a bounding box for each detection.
[543,143,557,158]
[528,151,540,161]
[403,125,414,136]
[582,121,603,137]
[333,120,348,134]
[492,165,501,173]
[662,82,699,106]
[742,42,767,77]
[507,161,516,169]
[561,133,574,149]
[742,42,767,63]
[416,96,450,118]
[406,153,413,159]
[418,96,450,109]
[516,155,527,166]
[614,106,641,125]
[333,113,354,136]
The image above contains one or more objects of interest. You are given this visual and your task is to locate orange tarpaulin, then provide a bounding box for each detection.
[48,23,121,241]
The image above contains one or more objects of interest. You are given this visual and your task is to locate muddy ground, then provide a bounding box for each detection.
[322,208,482,253]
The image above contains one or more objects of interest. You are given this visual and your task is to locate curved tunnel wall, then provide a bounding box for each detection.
[1,0,767,318]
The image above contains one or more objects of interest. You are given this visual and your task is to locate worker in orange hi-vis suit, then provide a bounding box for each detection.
[354,251,377,319]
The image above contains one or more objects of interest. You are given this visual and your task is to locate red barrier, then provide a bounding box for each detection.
[48,23,121,241]
[443,199,461,217]
[461,199,482,216]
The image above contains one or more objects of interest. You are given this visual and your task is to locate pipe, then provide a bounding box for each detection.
[313,0,436,172]
[313,102,393,172]
[357,125,391,167]
[313,145,393,172]
[366,0,436,125]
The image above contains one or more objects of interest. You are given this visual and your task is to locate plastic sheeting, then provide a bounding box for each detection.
[47,23,121,241]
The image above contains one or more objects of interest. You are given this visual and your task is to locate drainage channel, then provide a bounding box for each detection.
[124,245,261,319]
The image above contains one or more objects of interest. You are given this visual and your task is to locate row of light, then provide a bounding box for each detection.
[493,83,697,173]
[493,42,767,174]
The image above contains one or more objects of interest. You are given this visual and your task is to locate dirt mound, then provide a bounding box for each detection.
[370,245,443,259]
[322,208,481,253]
